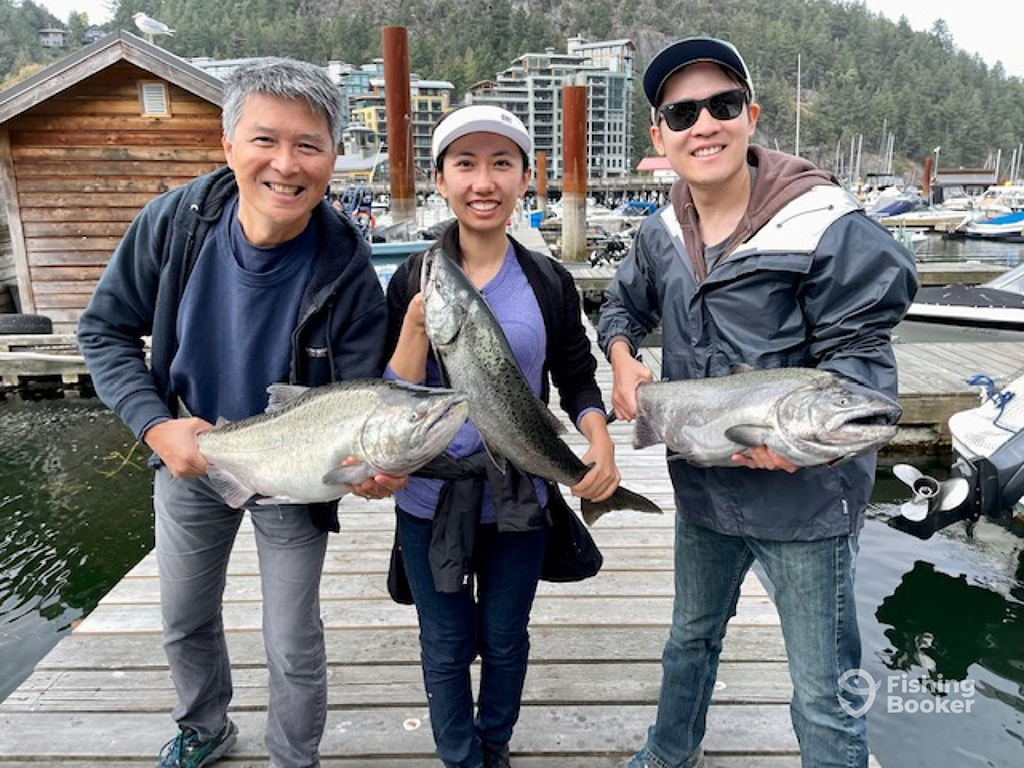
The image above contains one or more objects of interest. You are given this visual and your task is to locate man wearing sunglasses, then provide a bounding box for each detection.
[598,37,917,768]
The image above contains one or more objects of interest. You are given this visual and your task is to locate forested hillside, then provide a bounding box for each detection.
[3,0,1022,174]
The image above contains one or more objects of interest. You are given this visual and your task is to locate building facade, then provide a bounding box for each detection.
[349,75,453,174]
[466,36,634,180]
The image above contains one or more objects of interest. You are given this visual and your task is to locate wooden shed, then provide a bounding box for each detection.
[0,31,224,332]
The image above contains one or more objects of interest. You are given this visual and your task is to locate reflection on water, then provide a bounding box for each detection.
[0,396,153,701]
[0,397,1022,765]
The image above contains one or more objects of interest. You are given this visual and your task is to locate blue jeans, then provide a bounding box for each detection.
[630,513,867,768]
[155,467,328,768]
[397,508,549,768]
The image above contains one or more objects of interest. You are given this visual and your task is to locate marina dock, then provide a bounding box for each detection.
[0,320,900,766]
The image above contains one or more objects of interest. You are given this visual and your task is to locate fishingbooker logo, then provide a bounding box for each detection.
[837,669,976,716]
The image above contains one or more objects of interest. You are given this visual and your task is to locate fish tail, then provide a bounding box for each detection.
[581,485,663,525]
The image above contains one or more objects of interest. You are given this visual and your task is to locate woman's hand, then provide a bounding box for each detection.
[388,292,430,383]
[343,456,410,499]
[571,412,621,502]
[731,446,799,473]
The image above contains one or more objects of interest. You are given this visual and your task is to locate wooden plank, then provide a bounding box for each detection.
[32,293,90,309]
[0,127,35,312]
[9,130,221,148]
[17,177,196,194]
[25,98,220,117]
[12,146,224,162]
[75,594,780,634]
[20,207,141,222]
[4,661,791,713]
[26,236,124,252]
[20,191,156,208]
[0,705,799,758]
[30,281,97,295]
[13,115,224,132]
[23,221,130,238]
[100,570,767,604]
[38,625,788,670]
[14,160,220,178]
[121,547,686,578]
[30,251,112,266]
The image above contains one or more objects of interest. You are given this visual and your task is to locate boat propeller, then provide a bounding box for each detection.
[891,463,970,521]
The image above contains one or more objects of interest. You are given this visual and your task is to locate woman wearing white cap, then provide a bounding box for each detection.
[382,105,621,768]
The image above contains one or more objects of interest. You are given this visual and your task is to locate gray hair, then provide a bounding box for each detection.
[222,57,343,149]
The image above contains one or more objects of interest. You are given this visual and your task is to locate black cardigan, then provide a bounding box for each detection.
[385,236,605,424]
[384,236,607,595]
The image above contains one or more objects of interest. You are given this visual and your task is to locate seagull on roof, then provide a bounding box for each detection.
[133,12,175,41]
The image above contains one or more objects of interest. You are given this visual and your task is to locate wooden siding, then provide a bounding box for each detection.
[6,62,223,332]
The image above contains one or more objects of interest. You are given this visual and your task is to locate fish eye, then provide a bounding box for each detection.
[410,409,426,423]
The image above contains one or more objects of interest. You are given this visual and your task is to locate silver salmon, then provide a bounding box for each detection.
[421,246,662,525]
[634,367,901,467]
[196,379,469,507]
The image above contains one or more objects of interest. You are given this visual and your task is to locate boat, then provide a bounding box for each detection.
[905,262,1024,331]
[891,372,1024,538]
[962,210,1024,242]
[879,208,973,232]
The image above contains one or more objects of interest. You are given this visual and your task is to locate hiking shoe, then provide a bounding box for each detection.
[482,741,511,768]
[156,718,238,768]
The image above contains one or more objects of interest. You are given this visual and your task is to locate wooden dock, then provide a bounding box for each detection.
[0,317,900,767]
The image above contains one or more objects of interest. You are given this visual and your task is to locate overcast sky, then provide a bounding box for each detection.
[36,0,1024,79]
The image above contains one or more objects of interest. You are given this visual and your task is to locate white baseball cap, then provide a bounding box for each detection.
[431,105,533,167]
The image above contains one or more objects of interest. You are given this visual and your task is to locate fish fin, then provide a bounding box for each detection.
[537,400,567,434]
[633,412,662,449]
[481,439,507,474]
[581,485,663,525]
[177,397,193,419]
[254,496,303,506]
[322,465,369,486]
[215,416,229,427]
[731,363,756,374]
[206,466,255,509]
[724,424,771,448]
[265,384,310,413]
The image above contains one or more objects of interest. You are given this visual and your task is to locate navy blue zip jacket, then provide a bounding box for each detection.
[77,166,387,530]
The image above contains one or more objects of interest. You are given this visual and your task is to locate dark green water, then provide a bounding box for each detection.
[0,395,154,702]
[0,397,1022,765]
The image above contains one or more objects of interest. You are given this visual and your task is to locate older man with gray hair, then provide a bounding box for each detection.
[78,58,398,768]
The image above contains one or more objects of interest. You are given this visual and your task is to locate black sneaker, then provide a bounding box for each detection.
[156,718,238,768]
[482,741,511,768]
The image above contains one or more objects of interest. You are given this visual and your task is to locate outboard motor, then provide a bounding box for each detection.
[890,372,1024,539]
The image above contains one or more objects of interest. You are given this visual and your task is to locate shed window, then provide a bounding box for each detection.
[139,82,170,116]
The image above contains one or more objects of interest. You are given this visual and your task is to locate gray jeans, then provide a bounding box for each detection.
[154,467,328,768]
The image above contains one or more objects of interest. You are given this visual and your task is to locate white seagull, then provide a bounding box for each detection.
[133,12,175,42]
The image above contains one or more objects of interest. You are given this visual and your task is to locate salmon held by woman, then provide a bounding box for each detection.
[421,245,662,525]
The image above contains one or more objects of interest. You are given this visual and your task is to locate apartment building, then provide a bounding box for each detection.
[466,36,634,180]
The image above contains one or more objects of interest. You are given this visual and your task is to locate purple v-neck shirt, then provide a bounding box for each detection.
[387,244,549,522]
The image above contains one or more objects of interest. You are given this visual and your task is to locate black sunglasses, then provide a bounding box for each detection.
[658,88,747,132]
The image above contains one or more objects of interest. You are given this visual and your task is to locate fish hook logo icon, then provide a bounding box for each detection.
[837,668,879,718]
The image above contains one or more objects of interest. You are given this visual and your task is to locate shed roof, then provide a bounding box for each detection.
[0,30,222,124]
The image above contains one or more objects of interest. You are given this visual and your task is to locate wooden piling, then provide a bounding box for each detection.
[382,26,416,227]
[561,85,587,263]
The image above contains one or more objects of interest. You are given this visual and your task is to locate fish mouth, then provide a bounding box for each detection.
[427,395,470,432]
[823,404,902,443]
[421,248,437,299]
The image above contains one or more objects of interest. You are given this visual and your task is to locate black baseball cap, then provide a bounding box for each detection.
[643,37,754,107]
